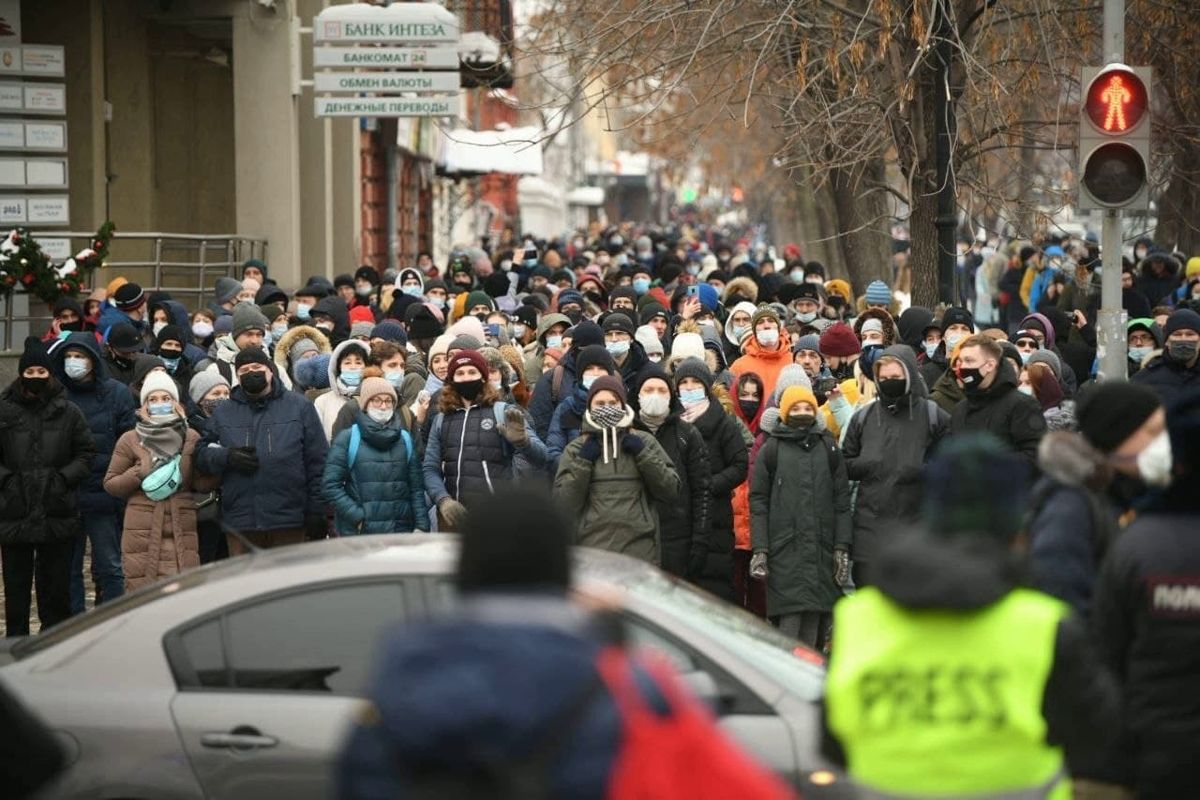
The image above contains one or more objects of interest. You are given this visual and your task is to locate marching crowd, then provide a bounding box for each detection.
[2,226,1200,795]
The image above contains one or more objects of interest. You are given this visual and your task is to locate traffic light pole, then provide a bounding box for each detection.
[1097,0,1128,381]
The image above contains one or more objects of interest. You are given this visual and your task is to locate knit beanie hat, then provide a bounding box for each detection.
[779,385,818,417]
[19,336,52,373]
[140,370,179,405]
[923,433,1029,541]
[355,265,379,286]
[824,279,852,304]
[448,333,483,352]
[113,282,147,312]
[859,318,884,336]
[865,280,891,305]
[587,374,628,405]
[357,376,396,410]
[1164,308,1200,337]
[571,320,604,350]
[466,290,496,312]
[793,333,821,354]
[371,320,407,344]
[575,344,616,381]
[232,304,269,339]
[1187,257,1200,280]
[350,321,375,340]
[213,315,234,336]
[941,306,976,333]
[750,304,782,330]
[669,332,706,363]
[259,303,286,324]
[448,349,489,381]
[695,283,720,312]
[635,325,664,358]
[234,346,273,372]
[131,355,166,388]
[819,322,861,357]
[188,370,230,405]
[214,276,241,305]
[1077,382,1162,453]
[602,311,637,337]
[557,289,585,311]
[672,357,714,392]
[288,336,320,365]
[156,324,185,348]
[349,305,375,326]
[294,354,330,390]
[1026,349,1062,380]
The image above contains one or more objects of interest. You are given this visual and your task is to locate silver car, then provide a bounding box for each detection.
[1,535,848,798]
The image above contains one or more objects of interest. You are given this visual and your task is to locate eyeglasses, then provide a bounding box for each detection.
[1015,339,1038,349]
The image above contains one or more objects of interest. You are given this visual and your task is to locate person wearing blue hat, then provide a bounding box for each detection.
[863,280,892,310]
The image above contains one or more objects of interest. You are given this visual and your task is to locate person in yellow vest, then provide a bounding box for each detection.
[823,434,1119,799]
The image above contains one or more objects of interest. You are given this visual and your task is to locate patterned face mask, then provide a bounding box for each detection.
[590,404,626,429]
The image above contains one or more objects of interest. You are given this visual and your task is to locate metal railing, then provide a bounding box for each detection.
[0,232,267,351]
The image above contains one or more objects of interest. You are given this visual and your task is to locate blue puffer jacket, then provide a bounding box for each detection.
[322,410,428,534]
[51,333,137,514]
[195,362,329,531]
[97,303,147,341]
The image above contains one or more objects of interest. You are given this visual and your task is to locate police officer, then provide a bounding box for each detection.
[822,434,1118,799]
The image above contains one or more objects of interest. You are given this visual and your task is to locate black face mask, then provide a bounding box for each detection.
[738,399,761,420]
[21,375,49,397]
[240,371,269,396]
[455,378,483,402]
[957,366,985,393]
[59,319,84,332]
[564,310,583,325]
[830,361,855,381]
[877,377,907,399]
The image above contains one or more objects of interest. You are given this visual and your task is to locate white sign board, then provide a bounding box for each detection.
[315,3,458,44]
[0,44,64,77]
[0,156,67,188]
[0,120,68,152]
[313,71,460,94]
[0,82,64,114]
[37,237,71,260]
[313,46,459,69]
[0,193,68,224]
[315,96,460,118]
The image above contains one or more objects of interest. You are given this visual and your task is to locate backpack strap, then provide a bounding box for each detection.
[348,424,362,470]
[400,428,414,466]
[550,364,565,404]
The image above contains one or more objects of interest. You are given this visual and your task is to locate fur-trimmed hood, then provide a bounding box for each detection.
[273,325,332,390]
[853,306,899,347]
[1036,430,1109,490]
[722,276,759,306]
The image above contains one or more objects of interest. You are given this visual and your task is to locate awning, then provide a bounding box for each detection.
[439,125,544,176]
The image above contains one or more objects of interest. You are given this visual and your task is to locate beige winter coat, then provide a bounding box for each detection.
[103,426,216,592]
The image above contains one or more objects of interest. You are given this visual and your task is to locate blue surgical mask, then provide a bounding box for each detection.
[1128,346,1152,363]
[679,387,706,406]
[341,368,363,387]
[686,265,700,276]
[732,325,748,342]
[63,356,91,380]
[796,311,817,324]
[148,402,175,417]
[385,370,405,387]
[633,278,651,295]
[545,334,563,349]
[271,323,288,337]
[581,375,598,390]
[923,341,939,358]
[1020,351,1032,364]
[790,269,805,283]
[606,340,630,357]
[160,356,180,373]
[402,285,423,297]
[296,303,312,320]
[427,296,446,309]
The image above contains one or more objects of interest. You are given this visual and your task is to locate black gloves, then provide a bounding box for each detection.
[228,446,259,475]
[579,436,601,462]
[621,433,645,455]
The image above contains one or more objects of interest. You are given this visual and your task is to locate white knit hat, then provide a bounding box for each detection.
[140,369,179,405]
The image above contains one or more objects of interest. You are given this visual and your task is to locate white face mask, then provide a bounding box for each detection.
[945,332,966,350]
[192,321,214,339]
[1018,384,1034,396]
[367,407,393,425]
[756,329,780,348]
[639,393,670,417]
[152,321,167,336]
[1137,430,1173,487]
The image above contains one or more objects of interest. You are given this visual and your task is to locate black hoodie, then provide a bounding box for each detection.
[311,295,350,347]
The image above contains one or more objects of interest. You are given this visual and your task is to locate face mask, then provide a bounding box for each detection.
[489,378,503,392]
[786,412,815,428]
[806,276,824,285]
[240,371,268,395]
[1168,340,1199,363]
[512,323,527,339]
[21,376,49,396]
[192,321,214,339]
[454,378,483,401]
[789,269,804,283]
[1128,346,1152,363]
[686,265,700,276]
[152,321,168,336]
[633,278,651,295]
[830,361,855,381]
[923,341,939,358]
[945,333,965,350]
[648,354,663,363]
[367,407,393,425]
[731,325,748,343]
[1018,384,1034,396]
[147,402,175,417]
[756,329,779,348]
[295,303,312,320]
[679,387,706,406]
[200,397,226,416]
[356,284,373,297]
[340,368,363,387]
[1137,430,1173,487]
[384,370,405,388]
[639,393,670,417]
[315,321,335,333]
[402,285,423,297]
[796,311,817,324]
[877,377,906,399]
[581,374,599,391]
[545,334,563,349]
[738,398,761,420]
[271,323,288,338]
[64,356,92,380]
[160,355,181,373]
[1020,351,1032,365]
[606,340,630,358]
[427,296,446,309]
[956,365,985,392]
[564,310,583,325]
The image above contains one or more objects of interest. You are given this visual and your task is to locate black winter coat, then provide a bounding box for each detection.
[1130,353,1200,408]
[0,381,95,544]
[842,346,950,563]
[1093,508,1200,796]
[949,360,1046,462]
[195,365,329,531]
[51,333,137,515]
[633,414,711,580]
[688,398,748,601]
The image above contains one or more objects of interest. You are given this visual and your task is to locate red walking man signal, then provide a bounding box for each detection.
[1085,67,1147,134]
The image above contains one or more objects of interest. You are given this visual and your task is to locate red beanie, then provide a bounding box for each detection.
[349,305,375,325]
[448,349,489,380]
[819,322,862,357]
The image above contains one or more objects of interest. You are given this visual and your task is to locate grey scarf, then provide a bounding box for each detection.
[136,413,187,465]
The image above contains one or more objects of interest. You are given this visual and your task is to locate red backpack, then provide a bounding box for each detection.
[596,648,796,800]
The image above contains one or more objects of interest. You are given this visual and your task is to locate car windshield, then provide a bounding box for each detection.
[11,558,251,659]
[608,569,825,700]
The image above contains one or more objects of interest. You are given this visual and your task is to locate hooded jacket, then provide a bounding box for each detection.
[0,378,96,544]
[749,411,850,616]
[315,339,370,442]
[195,360,329,532]
[841,346,950,563]
[949,360,1046,463]
[273,324,333,390]
[731,326,793,398]
[51,333,138,515]
[852,307,899,348]
[312,294,351,346]
[553,410,680,565]
[723,300,757,361]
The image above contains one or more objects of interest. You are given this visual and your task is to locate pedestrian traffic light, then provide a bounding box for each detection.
[1078,64,1151,211]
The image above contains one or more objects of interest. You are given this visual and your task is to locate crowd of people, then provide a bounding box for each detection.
[2,224,1200,796]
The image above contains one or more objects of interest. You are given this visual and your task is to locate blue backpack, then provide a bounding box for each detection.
[348,424,414,470]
